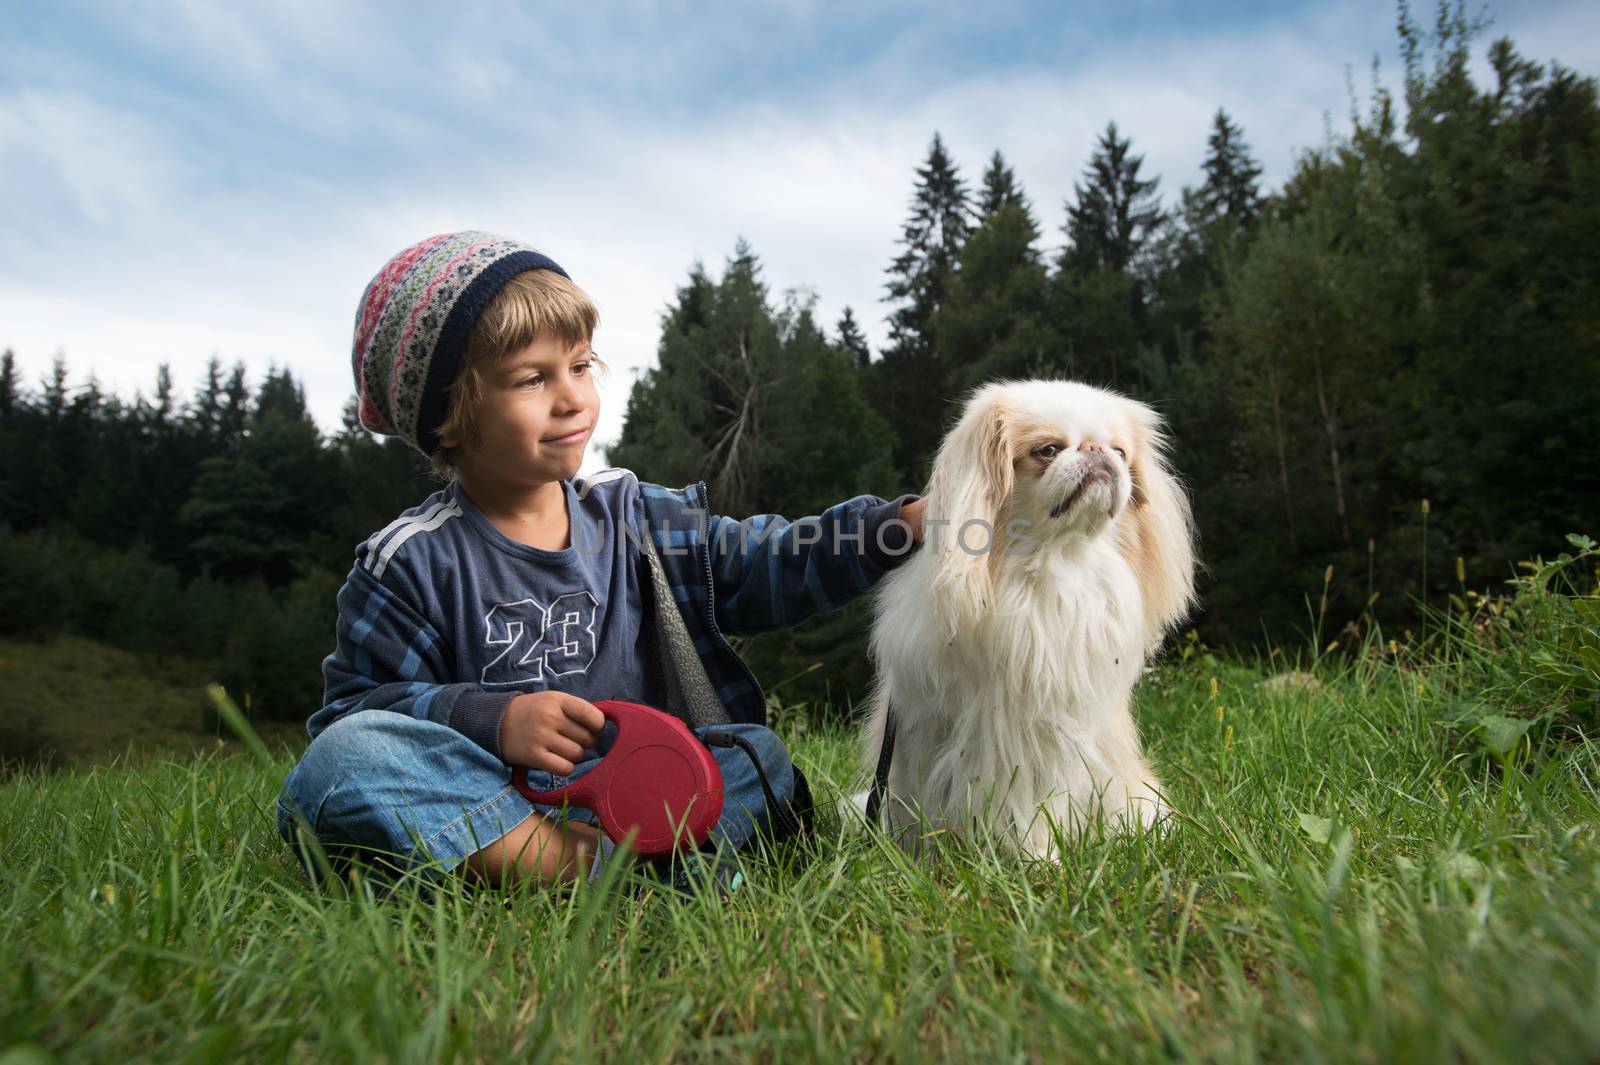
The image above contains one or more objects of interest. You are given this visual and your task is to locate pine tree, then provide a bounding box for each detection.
[1148,111,1264,368]
[937,176,1055,395]
[1062,121,1165,275]
[979,150,1028,218]
[0,349,17,421]
[835,307,871,369]
[609,263,720,486]
[254,363,311,426]
[73,373,104,421]
[1200,109,1263,229]
[153,364,174,426]
[884,133,973,354]
[0,349,22,524]
[326,391,438,571]
[610,243,784,514]
[184,364,339,584]
[874,132,974,483]
[957,217,1057,387]
[613,241,896,515]
[1052,122,1167,392]
[42,355,68,421]
[188,356,225,444]
[219,361,250,451]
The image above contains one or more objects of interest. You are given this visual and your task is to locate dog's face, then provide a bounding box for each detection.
[923,379,1196,643]
[1003,384,1146,541]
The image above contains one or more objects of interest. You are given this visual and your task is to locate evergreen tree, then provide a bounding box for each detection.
[0,349,16,421]
[978,150,1028,218]
[254,363,310,424]
[134,361,201,569]
[151,363,175,429]
[42,356,68,421]
[615,242,899,711]
[327,392,437,569]
[188,356,225,445]
[1392,6,1600,576]
[609,264,721,489]
[181,365,338,584]
[1061,121,1165,276]
[1148,111,1265,368]
[937,192,1057,395]
[613,241,896,516]
[884,133,973,347]
[835,307,871,369]
[219,361,250,451]
[873,132,974,484]
[611,243,786,515]
[1200,109,1263,229]
[1052,122,1167,392]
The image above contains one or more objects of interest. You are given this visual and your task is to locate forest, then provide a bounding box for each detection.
[1,10,1594,723]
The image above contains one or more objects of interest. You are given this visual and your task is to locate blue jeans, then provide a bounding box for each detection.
[275,710,796,882]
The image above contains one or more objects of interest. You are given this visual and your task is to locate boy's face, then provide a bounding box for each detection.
[442,334,599,489]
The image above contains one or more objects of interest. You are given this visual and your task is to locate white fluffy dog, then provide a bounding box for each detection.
[864,379,1196,859]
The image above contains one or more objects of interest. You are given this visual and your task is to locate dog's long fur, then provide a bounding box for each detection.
[864,379,1197,859]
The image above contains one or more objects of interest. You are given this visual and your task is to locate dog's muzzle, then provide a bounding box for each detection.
[1049,456,1118,519]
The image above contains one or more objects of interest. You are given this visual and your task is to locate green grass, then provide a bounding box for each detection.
[3,649,1598,1063]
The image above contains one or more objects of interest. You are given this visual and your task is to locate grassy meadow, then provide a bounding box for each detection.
[2,563,1599,1063]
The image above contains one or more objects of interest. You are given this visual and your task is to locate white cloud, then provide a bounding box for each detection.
[1,0,1592,480]
[0,89,189,232]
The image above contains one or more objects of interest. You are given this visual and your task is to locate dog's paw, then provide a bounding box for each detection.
[1145,798,1178,838]
[827,789,872,836]
[1020,821,1064,863]
[1113,795,1173,838]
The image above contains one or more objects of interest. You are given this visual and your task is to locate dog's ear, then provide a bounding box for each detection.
[926,386,1013,632]
[1116,401,1197,648]
[1129,460,1149,508]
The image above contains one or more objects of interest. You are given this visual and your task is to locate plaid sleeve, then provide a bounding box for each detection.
[306,564,513,758]
[708,493,922,636]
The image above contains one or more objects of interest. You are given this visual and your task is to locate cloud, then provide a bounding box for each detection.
[1,0,1592,477]
[0,89,188,233]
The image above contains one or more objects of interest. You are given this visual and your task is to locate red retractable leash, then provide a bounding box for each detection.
[510,699,725,858]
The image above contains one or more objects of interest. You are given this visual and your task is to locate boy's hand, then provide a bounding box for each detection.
[500,691,605,776]
[900,496,927,543]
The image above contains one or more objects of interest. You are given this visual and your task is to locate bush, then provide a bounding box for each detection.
[0,526,74,638]
[217,569,340,722]
[70,538,189,651]
[0,704,59,769]
[1439,533,1600,756]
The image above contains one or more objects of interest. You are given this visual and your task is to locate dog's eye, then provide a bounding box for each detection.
[1112,446,1127,460]
[1032,443,1061,461]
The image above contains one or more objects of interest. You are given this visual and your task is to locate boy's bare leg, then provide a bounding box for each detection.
[461,813,601,884]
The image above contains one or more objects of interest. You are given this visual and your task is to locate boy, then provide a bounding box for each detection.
[276,231,926,889]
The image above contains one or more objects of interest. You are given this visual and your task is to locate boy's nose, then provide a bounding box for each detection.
[551,376,588,413]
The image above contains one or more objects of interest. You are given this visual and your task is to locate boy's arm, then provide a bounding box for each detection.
[306,564,513,757]
[707,492,923,637]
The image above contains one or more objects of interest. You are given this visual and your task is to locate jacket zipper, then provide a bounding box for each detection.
[694,480,770,724]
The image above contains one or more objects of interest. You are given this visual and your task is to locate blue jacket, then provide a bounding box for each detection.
[309,472,920,757]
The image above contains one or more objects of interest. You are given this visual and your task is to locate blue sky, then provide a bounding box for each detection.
[4,0,1596,468]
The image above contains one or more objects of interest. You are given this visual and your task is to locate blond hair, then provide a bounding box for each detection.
[428,269,602,481]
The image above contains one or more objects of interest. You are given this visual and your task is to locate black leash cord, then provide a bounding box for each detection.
[864,705,896,827]
[701,731,805,837]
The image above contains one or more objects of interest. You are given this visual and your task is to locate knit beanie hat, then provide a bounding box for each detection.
[351,231,570,456]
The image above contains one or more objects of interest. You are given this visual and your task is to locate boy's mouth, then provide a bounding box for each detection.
[543,424,590,445]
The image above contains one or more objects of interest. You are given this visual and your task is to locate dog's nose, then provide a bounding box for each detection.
[1078,440,1106,456]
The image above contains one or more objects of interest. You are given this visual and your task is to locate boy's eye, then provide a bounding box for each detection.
[572,360,590,375]
[518,375,543,388]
